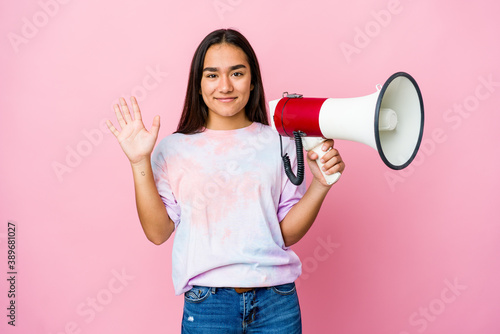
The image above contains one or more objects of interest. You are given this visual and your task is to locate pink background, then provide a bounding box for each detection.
[1,0,499,333]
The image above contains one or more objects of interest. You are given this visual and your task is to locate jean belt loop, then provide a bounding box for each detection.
[211,287,216,294]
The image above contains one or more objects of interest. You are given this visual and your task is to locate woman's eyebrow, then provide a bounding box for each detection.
[203,64,247,72]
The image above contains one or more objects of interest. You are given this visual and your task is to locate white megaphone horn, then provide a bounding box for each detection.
[269,72,424,185]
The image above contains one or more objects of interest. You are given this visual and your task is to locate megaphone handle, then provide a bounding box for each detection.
[309,142,342,186]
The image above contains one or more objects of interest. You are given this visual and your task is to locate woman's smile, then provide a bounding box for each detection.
[215,97,237,102]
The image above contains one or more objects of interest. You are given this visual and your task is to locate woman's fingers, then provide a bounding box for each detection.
[149,115,161,139]
[120,97,132,123]
[131,96,142,121]
[112,96,143,130]
[120,97,133,123]
[106,119,120,138]
[114,103,127,129]
[321,149,345,174]
[307,141,345,176]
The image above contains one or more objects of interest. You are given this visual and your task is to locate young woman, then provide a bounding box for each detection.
[107,28,345,334]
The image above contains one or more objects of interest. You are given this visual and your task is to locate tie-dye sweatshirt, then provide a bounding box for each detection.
[151,122,307,295]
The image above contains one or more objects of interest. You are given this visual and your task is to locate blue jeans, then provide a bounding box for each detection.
[181,282,302,333]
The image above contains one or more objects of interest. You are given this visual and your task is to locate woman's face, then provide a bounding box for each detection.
[200,43,254,130]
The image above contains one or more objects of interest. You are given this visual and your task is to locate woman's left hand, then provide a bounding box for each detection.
[306,139,345,187]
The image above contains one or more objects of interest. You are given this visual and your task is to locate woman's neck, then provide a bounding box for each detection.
[205,112,252,130]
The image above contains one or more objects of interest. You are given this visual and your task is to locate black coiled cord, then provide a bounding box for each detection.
[280,131,304,186]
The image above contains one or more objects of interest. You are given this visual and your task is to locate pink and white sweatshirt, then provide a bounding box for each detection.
[151,122,306,295]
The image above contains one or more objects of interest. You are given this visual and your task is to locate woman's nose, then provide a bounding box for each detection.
[218,75,233,93]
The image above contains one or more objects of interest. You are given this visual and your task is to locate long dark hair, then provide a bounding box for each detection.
[176,29,268,134]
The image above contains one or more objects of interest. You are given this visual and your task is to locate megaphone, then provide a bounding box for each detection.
[269,72,424,185]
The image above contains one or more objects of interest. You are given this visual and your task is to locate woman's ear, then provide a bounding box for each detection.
[251,84,254,91]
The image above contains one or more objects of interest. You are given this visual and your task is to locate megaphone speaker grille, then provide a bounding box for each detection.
[375,72,424,170]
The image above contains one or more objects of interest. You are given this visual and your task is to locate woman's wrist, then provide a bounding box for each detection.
[130,156,152,169]
[309,177,333,195]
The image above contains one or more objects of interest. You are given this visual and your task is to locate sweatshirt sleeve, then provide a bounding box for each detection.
[151,138,182,229]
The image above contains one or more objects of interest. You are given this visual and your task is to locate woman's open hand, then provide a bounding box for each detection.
[106,96,160,165]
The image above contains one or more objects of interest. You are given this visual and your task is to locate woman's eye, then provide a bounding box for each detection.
[206,74,217,78]
[232,72,243,77]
